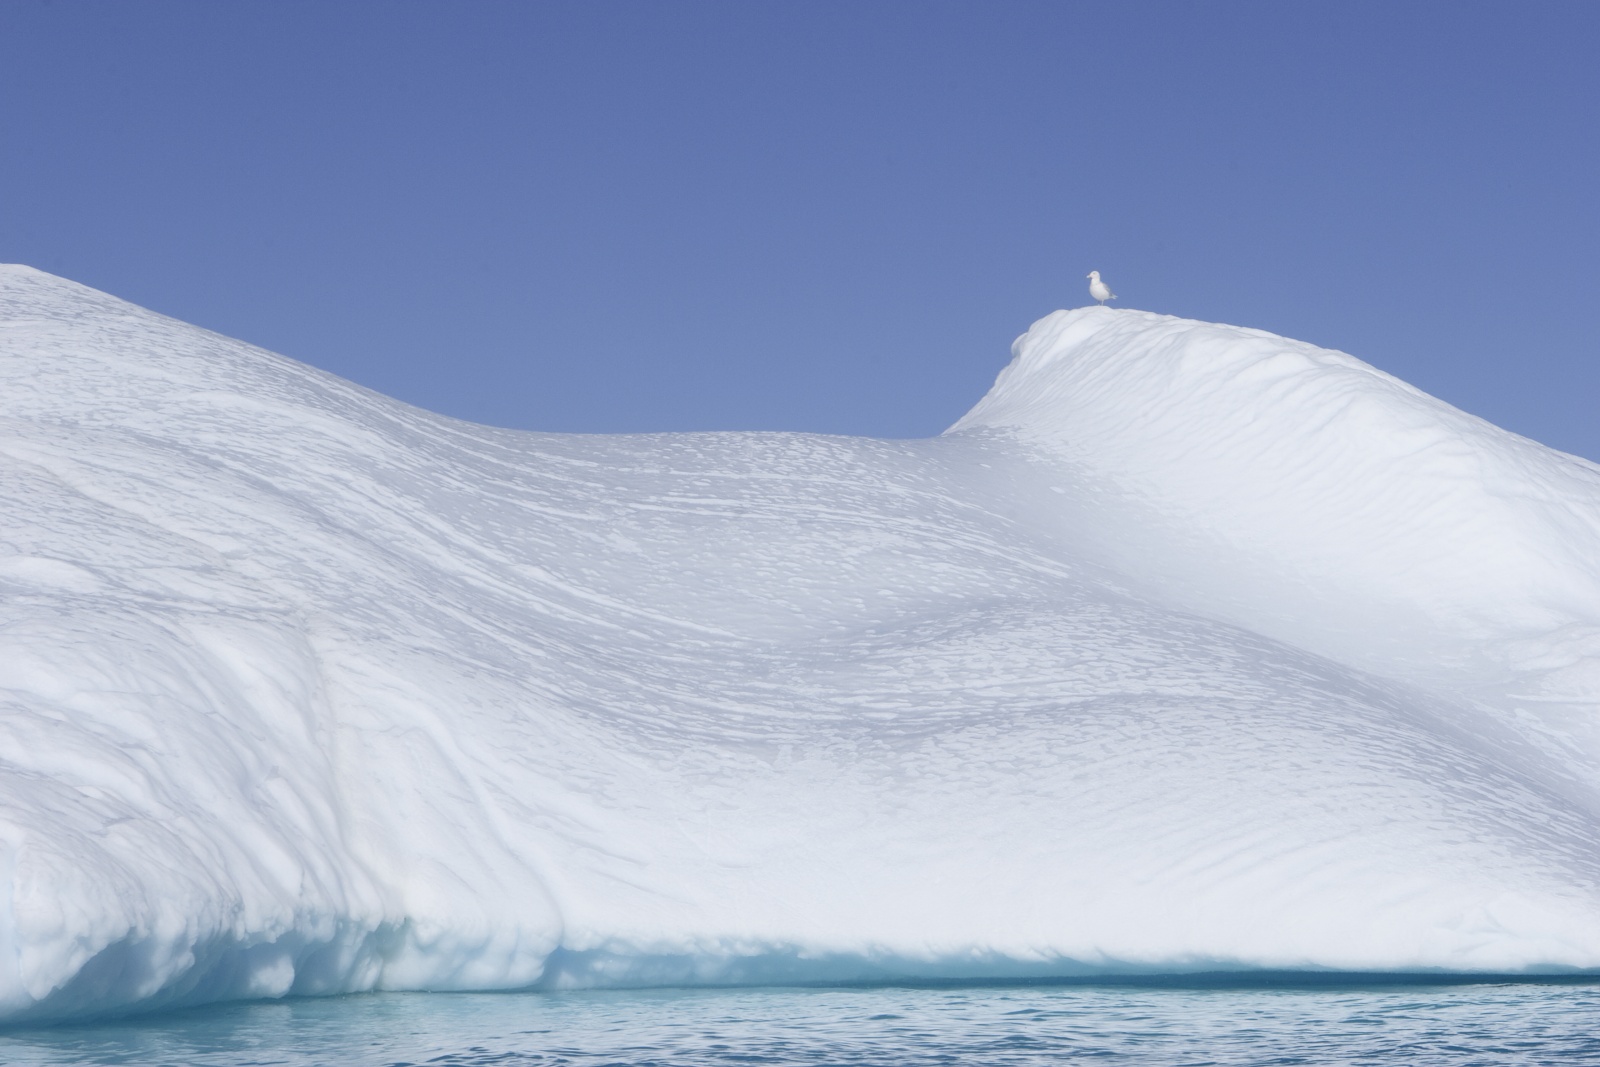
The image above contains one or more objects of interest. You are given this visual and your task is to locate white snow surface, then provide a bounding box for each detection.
[2,265,1599,1022]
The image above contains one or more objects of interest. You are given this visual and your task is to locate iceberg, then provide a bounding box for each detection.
[1,264,1598,1023]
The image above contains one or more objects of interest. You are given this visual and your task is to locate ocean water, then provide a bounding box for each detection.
[2,980,1598,1067]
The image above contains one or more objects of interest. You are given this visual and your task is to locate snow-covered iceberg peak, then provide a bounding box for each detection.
[953,307,1600,709]
[3,267,1600,1025]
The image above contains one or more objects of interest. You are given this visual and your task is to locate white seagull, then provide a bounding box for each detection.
[1087,270,1116,306]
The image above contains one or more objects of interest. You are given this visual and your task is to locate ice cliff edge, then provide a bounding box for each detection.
[3,267,1600,1024]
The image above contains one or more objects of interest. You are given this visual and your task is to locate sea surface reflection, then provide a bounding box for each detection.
[3,979,1598,1066]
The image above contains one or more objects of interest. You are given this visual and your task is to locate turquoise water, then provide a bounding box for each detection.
[3,981,1598,1066]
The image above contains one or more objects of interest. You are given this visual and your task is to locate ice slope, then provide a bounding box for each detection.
[955,310,1600,714]
[1,265,1598,1023]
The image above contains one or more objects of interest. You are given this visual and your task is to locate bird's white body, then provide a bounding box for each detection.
[1087,270,1116,305]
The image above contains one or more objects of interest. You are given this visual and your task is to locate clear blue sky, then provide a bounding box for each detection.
[3,1,1597,459]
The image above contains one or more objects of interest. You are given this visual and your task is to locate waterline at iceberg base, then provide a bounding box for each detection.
[1,264,1598,1024]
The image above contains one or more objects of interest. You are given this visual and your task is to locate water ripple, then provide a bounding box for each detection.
[3,984,1599,1066]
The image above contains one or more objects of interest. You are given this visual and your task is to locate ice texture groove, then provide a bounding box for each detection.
[1,266,1598,1023]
